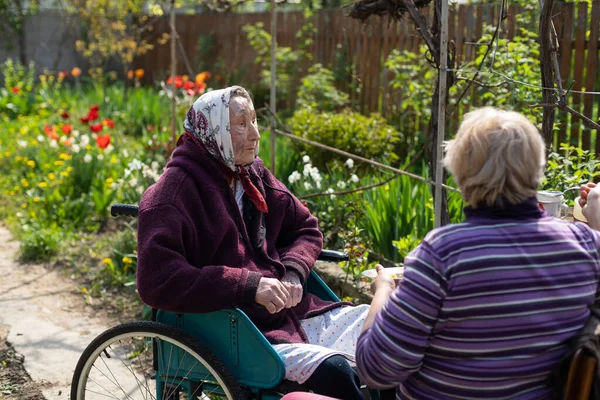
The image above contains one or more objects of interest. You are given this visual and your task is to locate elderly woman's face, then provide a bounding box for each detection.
[229,96,260,166]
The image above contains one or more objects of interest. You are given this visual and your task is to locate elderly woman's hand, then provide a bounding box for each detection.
[256,277,290,314]
[282,271,303,308]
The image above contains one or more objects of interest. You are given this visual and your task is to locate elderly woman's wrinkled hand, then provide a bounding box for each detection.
[370,264,396,296]
[256,277,290,314]
[282,271,303,308]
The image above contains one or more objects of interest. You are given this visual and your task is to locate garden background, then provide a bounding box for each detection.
[1,0,600,311]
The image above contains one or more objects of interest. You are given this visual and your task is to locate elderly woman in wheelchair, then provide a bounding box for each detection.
[73,85,382,400]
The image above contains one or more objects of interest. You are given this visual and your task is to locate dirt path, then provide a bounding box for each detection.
[0,226,118,400]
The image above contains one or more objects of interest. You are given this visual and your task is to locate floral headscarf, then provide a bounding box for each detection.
[182,87,268,213]
[183,87,237,171]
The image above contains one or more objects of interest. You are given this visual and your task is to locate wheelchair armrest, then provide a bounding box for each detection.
[111,204,139,217]
[318,249,348,262]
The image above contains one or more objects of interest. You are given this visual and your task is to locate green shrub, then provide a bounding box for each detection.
[101,227,137,287]
[286,109,401,169]
[19,225,60,262]
[542,143,600,204]
[297,64,349,112]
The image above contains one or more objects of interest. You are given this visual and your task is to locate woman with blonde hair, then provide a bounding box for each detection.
[356,107,600,399]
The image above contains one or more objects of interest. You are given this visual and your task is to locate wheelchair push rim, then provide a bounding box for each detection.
[71,321,245,400]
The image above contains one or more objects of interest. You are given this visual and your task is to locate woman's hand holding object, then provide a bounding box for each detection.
[580,183,600,230]
[256,277,290,314]
[371,264,396,296]
[281,271,303,309]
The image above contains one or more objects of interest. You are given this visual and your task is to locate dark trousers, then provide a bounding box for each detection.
[304,356,363,400]
[303,356,398,400]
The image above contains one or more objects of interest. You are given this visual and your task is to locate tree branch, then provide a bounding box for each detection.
[539,0,557,145]
[449,0,506,116]
[529,103,600,131]
[402,0,439,65]
[454,77,509,88]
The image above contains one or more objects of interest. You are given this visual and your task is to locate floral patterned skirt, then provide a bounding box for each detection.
[273,304,370,384]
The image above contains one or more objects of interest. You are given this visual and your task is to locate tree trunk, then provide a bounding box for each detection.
[427,0,454,226]
[539,0,556,147]
[428,80,450,226]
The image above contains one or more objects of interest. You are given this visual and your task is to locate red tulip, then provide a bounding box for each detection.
[87,109,99,122]
[11,86,20,94]
[96,134,111,149]
[90,104,99,112]
[60,111,69,119]
[103,118,115,128]
[90,123,103,133]
[61,124,73,135]
[80,116,89,124]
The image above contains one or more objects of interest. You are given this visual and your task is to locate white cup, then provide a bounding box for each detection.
[537,190,564,218]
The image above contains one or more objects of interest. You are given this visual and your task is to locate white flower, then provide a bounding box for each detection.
[288,171,301,184]
[97,154,104,161]
[130,177,138,187]
[123,149,129,158]
[337,181,346,189]
[72,144,81,153]
[83,154,93,163]
[325,188,334,194]
[302,163,313,178]
[36,135,45,142]
[80,134,90,147]
[72,130,80,138]
[50,140,58,148]
[104,144,114,154]
[128,159,144,171]
[345,158,354,168]
[302,155,310,163]
[304,182,313,191]
[124,169,131,178]
[136,186,144,194]
[330,194,336,200]
[151,161,159,170]
[17,140,27,148]
[350,174,359,183]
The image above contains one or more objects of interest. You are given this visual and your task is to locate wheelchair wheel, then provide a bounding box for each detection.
[71,321,246,400]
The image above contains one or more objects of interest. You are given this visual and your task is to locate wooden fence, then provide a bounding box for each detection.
[134,2,600,151]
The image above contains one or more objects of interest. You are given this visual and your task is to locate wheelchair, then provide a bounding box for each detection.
[70,204,381,400]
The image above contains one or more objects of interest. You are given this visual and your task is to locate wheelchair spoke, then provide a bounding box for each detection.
[72,323,241,400]
[108,341,152,400]
[84,385,126,400]
[99,345,137,400]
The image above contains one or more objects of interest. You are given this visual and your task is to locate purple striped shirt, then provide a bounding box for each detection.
[356,198,600,399]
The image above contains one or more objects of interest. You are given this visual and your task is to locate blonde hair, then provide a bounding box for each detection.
[443,107,545,207]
